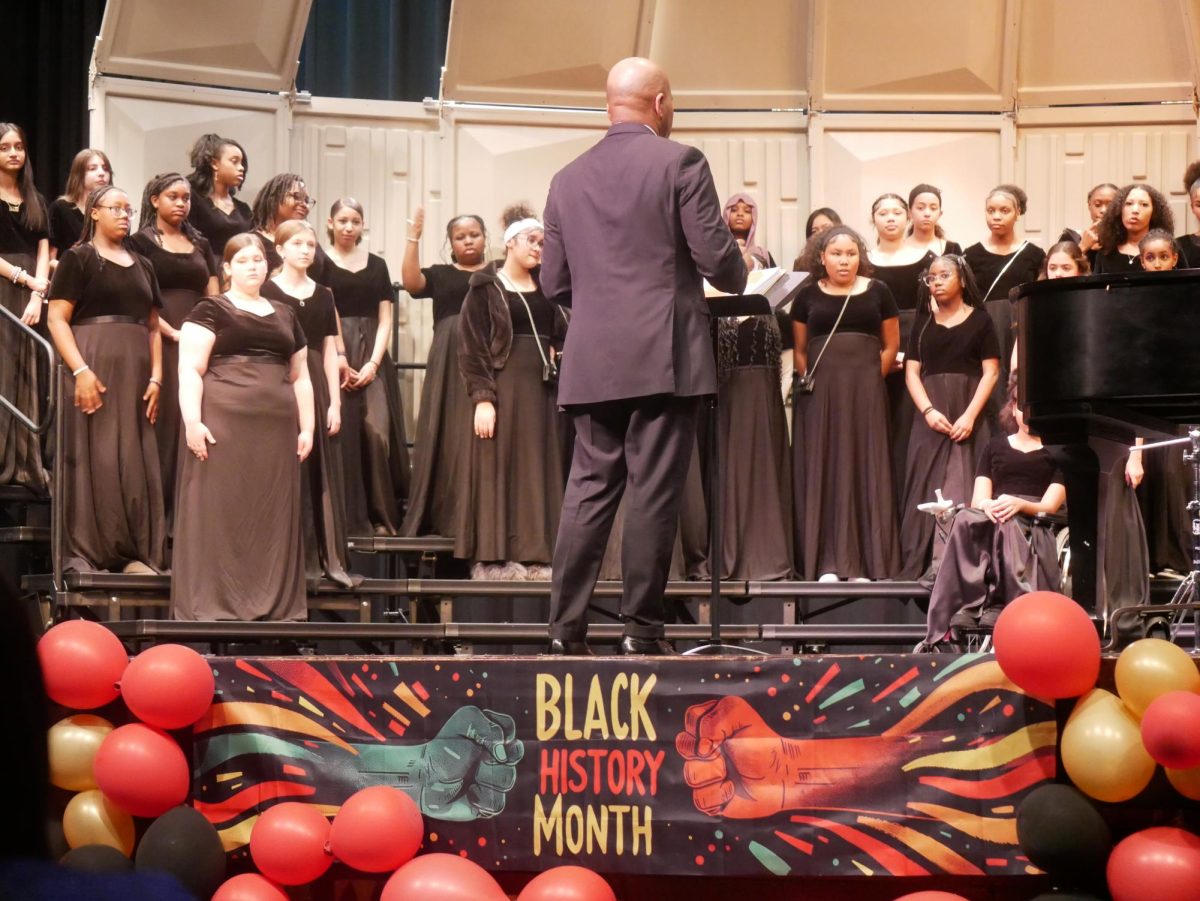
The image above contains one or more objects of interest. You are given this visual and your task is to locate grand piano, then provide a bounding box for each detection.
[1018,268,1200,614]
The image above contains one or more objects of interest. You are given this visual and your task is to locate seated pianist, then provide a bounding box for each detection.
[921,379,1067,647]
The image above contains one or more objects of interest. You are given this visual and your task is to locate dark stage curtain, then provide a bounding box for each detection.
[297,0,452,102]
[2,1,107,200]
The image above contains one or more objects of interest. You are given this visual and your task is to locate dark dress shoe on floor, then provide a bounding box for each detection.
[547,638,594,656]
[618,635,674,655]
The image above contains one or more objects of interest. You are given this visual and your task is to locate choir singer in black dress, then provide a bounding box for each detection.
[0,123,51,489]
[324,197,410,535]
[899,255,1000,580]
[790,225,900,582]
[129,172,220,531]
[261,220,357,588]
[48,149,112,265]
[172,233,312,621]
[1093,183,1173,274]
[46,185,167,574]
[1177,161,1200,268]
[400,207,489,539]
[185,134,252,257]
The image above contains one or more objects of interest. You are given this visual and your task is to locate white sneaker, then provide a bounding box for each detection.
[851,576,871,583]
[818,572,840,583]
[496,561,529,581]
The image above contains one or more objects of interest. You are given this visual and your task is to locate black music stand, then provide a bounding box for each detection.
[685,271,808,656]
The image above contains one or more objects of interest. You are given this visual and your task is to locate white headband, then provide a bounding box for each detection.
[503,218,543,243]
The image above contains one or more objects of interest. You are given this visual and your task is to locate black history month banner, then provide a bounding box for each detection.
[195,653,1055,879]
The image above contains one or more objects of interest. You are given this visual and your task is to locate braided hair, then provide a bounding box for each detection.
[251,173,305,232]
[137,172,205,245]
[74,185,129,248]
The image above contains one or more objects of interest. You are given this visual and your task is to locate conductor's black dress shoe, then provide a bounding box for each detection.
[547,638,594,656]
[618,635,674,655]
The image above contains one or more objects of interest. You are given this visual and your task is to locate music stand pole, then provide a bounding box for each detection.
[685,273,807,656]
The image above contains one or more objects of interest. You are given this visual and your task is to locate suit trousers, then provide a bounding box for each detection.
[549,394,701,640]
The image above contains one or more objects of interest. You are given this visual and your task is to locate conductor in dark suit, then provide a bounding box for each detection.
[541,57,749,655]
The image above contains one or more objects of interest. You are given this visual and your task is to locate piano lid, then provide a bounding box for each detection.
[1018,269,1200,442]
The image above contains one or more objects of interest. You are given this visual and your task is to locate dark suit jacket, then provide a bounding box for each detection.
[540,122,747,405]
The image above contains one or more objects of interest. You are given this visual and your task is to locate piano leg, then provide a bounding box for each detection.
[1048,444,1099,614]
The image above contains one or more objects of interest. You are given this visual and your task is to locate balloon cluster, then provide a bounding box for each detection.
[991,593,1200,901]
[38,621,223,896]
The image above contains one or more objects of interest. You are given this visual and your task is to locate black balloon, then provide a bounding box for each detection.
[134,805,226,899]
[61,843,135,874]
[1017,784,1112,887]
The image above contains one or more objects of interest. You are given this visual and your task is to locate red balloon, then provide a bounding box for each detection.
[212,873,289,901]
[329,786,423,873]
[92,723,189,817]
[120,644,214,729]
[519,865,616,901]
[1142,691,1200,768]
[38,620,128,710]
[382,853,506,901]
[1107,826,1200,901]
[892,894,970,900]
[993,591,1100,699]
[249,802,333,886]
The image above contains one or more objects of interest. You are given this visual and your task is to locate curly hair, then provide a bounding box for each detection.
[804,225,874,280]
[251,173,305,232]
[1095,183,1174,253]
[1039,240,1091,278]
[1183,160,1200,197]
[500,202,538,229]
[186,134,247,198]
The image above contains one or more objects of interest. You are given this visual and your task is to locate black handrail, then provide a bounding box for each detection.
[0,304,57,434]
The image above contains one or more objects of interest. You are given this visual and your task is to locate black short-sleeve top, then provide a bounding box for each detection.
[128,228,218,294]
[871,252,934,314]
[411,264,474,323]
[976,436,1063,497]
[324,253,393,319]
[907,306,1001,377]
[962,242,1046,302]
[184,295,306,359]
[186,193,253,257]
[47,199,84,257]
[789,278,899,341]
[0,199,48,257]
[260,280,337,346]
[48,245,163,322]
[1175,234,1200,270]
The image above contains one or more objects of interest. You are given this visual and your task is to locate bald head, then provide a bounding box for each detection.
[606,57,674,137]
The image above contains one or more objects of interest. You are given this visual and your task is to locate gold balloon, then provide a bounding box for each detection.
[1061,688,1156,803]
[1115,638,1200,718]
[1166,764,1200,801]
[62,790,135,857]
[47,715,113,792]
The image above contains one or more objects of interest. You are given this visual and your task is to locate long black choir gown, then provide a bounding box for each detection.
[898,306,999,580]
[456,270,566,565]
[924,436,1064,643]
[0,202,48,490]
[128,227,218,531]
[171,295,308,620]
[48,246,167,572]
[324,253,411,535]
[790,278,900,580]
[401,264,476,538]
[261,279,356,587]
